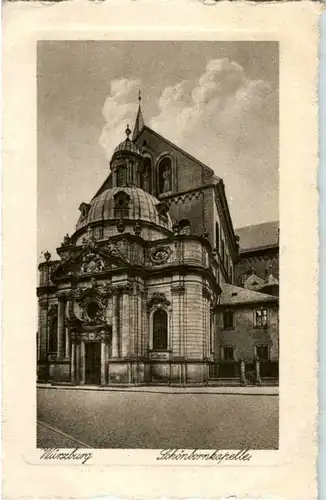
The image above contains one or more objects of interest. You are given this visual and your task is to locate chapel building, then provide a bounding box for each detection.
[37,102,279,386]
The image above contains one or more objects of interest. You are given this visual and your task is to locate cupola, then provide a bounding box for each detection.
[110,125,143,188]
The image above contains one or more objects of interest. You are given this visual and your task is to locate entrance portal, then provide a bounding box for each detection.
[85,342,101,385]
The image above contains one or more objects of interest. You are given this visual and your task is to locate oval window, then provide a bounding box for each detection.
[87,301,100,319]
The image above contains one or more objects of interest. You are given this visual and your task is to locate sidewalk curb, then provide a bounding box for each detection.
[37,384,279,396]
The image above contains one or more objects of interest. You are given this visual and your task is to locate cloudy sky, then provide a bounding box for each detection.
[38,41,279,259]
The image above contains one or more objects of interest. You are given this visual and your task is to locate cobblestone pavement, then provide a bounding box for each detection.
[37,388,279,449]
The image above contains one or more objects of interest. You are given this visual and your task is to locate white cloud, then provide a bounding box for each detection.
[99,59,278,226]
[99,77,140,159]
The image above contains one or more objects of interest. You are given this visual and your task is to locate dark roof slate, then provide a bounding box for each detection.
[235,221,279,252]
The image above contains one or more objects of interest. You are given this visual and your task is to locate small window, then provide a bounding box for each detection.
[179,219,191,235]
[92,226,103,240]
[220,346,234,361]
[255,345,269,361]
[255,308,268,327]
[223,310,234,329]
[153,309,168,350]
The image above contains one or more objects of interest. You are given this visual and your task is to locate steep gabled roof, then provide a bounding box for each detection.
[235,221,279,252]
[219,283,278,306]
[134,125,218,180]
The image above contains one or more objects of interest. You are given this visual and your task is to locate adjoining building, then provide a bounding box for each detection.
[37,102,279,386]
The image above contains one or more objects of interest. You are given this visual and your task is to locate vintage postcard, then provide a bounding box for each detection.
[2,1,320,499]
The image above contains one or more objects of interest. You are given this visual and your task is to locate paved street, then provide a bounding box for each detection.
[37,388,279,449]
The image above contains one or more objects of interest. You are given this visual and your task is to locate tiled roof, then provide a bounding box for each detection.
[235,221,279,252]
[219,283,278,305]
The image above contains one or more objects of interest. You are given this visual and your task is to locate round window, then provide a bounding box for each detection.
[86,301,100,319]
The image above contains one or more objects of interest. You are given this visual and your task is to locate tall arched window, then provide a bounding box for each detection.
[49,317,58,353]
[117,164,127,187]
[153,309,168,350]
[158,157,172,194]
[142,157,152,193]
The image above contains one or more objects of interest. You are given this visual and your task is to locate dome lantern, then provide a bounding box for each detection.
[110,124,143,189]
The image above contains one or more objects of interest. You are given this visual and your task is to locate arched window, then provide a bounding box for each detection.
[179,219,191,235]
[117,164,127,187]
[223,310,234,329]
[158,156,172,194]
[142,157,152,193]
[49,317,58,353]
[215,222,219,252]
[153,309,168,350]
[114,191,130,218]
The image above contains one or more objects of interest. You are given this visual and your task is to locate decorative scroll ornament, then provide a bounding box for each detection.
[70,282,109,328]
[149,246,171,264]
[148,293,171,309]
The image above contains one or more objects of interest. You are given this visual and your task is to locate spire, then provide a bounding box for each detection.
[132,90,145,140]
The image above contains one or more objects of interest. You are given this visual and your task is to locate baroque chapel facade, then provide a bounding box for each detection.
[37,103,279,386]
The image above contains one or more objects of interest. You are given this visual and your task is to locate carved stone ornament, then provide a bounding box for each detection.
[136,284,148,297]
[61,233,71,247]
[149,246,171,264]
[111,282,134,295]
[47,304,58,318]
[70,330,111,342]
[82,234,97,250]
[72,284,109,327]
[80,250,106,274]
[148,292,171,309]
[202,283,212,300]
[171,283,185,294]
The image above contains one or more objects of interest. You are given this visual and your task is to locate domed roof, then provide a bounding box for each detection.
[112,125,141,157]
[113,138,141,156]
[76,187,173,232]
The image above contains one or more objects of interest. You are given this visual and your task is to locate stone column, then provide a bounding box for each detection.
[80,341,86,385]
[65,328,70,359]
[71,341,76,383]
[101,340,106,386]
[111,294,119,357]
[76,343,81,384]
[255,358,262,386]
[57,298,65,358]
[120,292,130,357]
[240,358,247,386]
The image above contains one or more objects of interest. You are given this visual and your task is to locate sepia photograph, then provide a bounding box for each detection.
[36,40,279,450]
